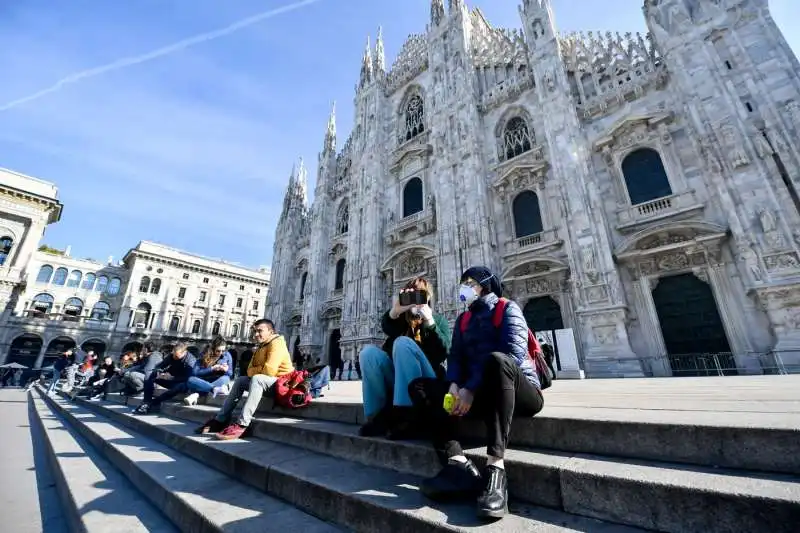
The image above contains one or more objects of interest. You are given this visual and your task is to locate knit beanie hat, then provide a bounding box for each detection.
[460,266,504,298]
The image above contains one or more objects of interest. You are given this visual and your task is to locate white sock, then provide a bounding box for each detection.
[448,455,468,465]
[487,457,504,469]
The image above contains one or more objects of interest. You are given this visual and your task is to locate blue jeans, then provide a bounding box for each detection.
[186,375,230,394]
[46,369,61,395]
[359,337,437,419]
[310,366,330,398]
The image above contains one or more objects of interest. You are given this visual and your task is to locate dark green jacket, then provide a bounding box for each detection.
[380,310,451,374]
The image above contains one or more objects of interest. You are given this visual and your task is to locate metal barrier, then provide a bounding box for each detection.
[584,351,797,378]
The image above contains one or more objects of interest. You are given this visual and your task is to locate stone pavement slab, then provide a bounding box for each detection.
[0,389,68,533]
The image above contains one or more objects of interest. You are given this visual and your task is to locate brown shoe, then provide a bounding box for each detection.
[195,417,227,435]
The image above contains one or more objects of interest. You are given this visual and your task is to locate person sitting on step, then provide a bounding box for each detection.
[358,277,450,439]
[195,319,293,440]
[119,343,164,397]
[133,343,197,414]
[183,336,234,406]
[409,266,544,520]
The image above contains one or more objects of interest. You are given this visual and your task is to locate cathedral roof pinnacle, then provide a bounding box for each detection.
[375,26,386,73]
[360,36,373,87]
[431,0,445,26]
[325,101,337,152]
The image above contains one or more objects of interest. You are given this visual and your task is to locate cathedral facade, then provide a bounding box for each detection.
[266,0,800,377]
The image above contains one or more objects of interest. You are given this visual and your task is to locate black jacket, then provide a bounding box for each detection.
[380,311,451,376]
[155,353,197,381]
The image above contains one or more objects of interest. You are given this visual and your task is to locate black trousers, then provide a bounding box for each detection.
[409,352,543,463]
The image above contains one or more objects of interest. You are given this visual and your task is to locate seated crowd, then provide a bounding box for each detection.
[40,264,550,521]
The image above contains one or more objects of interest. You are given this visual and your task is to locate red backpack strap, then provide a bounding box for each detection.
[458,311,472,333]
[491,297,508,328]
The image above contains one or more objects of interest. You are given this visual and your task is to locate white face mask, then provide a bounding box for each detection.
[459,284,479,306]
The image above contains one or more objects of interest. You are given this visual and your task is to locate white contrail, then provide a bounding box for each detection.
[0,0,323,112]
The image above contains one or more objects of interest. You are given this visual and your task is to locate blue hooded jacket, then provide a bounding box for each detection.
[446,292,540,391]
[193,351,234,381]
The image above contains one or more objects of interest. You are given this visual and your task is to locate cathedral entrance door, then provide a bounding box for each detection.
[329,329,343,379]
[523,296,564,333]
[652,273,735,376]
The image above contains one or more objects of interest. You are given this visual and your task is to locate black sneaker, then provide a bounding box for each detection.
[133,403,150,415]
[358,406,392,437]
[477,465,508,519]
[420,459,483,502]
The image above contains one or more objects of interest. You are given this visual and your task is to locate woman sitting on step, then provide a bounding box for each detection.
[183,336,234,406]
[357,277,450,439]
[408,266,544,520]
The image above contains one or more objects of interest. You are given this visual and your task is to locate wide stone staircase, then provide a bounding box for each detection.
[29,381,800,533]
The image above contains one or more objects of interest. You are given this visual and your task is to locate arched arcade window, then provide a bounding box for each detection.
[212,321,221,335]
[232,323,240,338]
[95,276,109,293]
[107,277,121,295]
[139,276,151,293]
[133,303,151,328]
[512,191,544,238]
[82,273,96,291]
[150,278,161,295]
[336,201,349,235]
[90,301,111,320]
[335,259,346,290]
[52,267,68,286]
[66,270,82,288]
[36,265,53,284]
[192,320,202,334]
[621,148,673,205]
[31,293,54,315]
[63,297,84,320]
[169,316,180,332]
[403,94,425,142]
[0,236,13,266]
[501,117,534,161]
[402,177,423,218]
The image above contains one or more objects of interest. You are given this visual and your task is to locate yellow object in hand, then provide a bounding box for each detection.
[443,393,456,414]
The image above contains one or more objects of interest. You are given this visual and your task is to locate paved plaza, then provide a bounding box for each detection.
[320,374,800,429]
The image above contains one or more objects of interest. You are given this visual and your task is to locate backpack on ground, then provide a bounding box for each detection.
[273,370,313,409]
[458,298,553,390]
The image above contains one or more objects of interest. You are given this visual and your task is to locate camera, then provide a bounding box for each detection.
[399,288,428,306]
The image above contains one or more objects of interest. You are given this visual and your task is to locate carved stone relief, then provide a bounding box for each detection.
[399,254,427,279]
[763,252,800,273]
[717,122,749,168]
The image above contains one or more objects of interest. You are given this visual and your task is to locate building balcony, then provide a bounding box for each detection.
[10,312,117,331]
[615,190,704,233]
[328,289,343,302]
[385,208,436,248]
[503,228,563,258]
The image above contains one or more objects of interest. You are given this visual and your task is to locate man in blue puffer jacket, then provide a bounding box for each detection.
[409,266,544,520]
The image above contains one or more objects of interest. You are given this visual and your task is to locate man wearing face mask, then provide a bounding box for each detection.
[358,277,450,439]
[408,266,544,520]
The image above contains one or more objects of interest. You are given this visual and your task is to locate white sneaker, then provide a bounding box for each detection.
[183,392,200,406]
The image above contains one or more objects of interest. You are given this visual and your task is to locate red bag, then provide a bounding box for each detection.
[273,370,313,408]
[458,298,553,390]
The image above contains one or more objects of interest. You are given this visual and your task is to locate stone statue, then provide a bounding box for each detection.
[759,208,777,234]
[581,245,597,274]
[738,245,763,283]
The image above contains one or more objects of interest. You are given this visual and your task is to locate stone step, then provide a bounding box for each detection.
[67,395,645,533]
[39,391,345,533]
[29,391,176,533]
[144,399,800,533]
[190,392,800,475]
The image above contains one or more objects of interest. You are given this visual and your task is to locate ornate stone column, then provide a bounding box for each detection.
[635,275,671,377]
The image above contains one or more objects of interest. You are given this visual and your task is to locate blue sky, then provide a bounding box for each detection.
[0,1,797,269]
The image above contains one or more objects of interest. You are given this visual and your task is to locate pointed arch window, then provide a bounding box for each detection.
[67,270,82,288]
[212,321,221,335]
[404,94,425,142]
[512,191,544,238]
[150,278,162,295]
[501,117,533,161]
[139,276,151,293]
[192,320,202,334]
[299,272,308,301]
[107,277,121,295]
[621,148,673,205]
[336,201,349,235]
[335,259,346,290]
[52,267,68,286]
[36,265,53,284]
[402,177,424,218]
[82,273,97,291]
[169,316,180,332]
[95,276,109,293]
[90,301,111,320]
[0,236,13,266]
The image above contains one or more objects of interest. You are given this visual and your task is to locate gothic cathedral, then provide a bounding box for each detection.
[266,0,800,377]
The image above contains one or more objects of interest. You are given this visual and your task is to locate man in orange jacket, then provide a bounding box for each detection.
[196,318,294,440]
